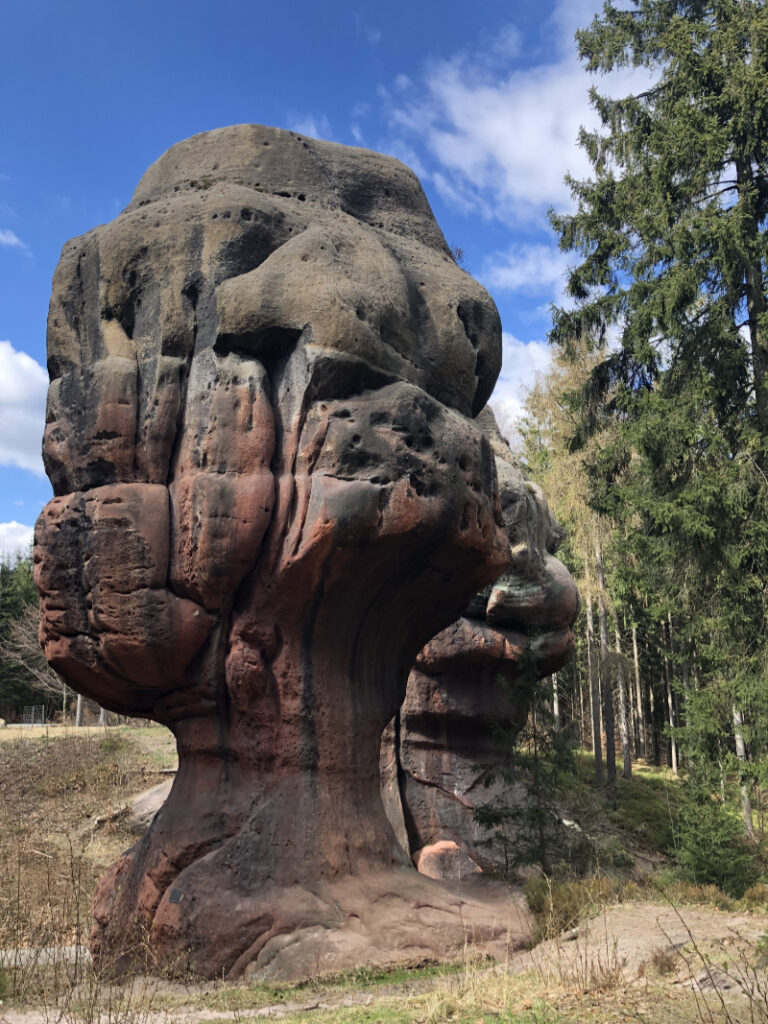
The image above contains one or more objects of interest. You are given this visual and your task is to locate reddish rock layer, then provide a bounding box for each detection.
[35,125,515,979]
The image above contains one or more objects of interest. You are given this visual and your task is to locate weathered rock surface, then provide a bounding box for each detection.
[383,410,579,876]
[35,124,516,979]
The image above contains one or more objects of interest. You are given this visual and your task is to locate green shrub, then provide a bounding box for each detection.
[673,795,758,898]
[597,837,634,869]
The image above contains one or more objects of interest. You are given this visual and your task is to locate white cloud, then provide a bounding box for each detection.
[385,0,654,226]
[0,521,34,561]
[289,115,333,141]
[483,244,571,294]
[0,228,26,249]
[490,334,554,436]
[0,340,48,474]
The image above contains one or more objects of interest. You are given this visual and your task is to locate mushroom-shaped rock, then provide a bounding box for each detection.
[383,409,579,876]
[35,125,517,980]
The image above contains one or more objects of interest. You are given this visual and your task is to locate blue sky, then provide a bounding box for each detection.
[0,0,618,558]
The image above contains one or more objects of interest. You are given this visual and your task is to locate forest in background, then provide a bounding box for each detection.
[501,0,768,899]
[0,554,107,727]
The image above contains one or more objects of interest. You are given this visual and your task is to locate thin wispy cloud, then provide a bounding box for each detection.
[0,228,27,249]
[353,13,382,46]
[483,244,572,295]
[289,114,334,141]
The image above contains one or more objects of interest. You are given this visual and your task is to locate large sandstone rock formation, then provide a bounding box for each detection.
[35,125,522,979]
[382,411,579,875]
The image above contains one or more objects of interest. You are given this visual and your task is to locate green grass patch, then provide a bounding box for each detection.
[556,752,679,855]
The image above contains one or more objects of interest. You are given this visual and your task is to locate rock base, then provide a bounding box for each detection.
[237,873,531,982]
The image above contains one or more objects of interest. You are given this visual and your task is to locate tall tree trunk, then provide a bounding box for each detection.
[551,673,560,733]
[663,630,678,776]
[586,591,603,784]
[736,156,768,447]
[75,693,84,727]
[595,524,616,808]
[681,661,690,729]
[667,610,684,770]
[574,658,585,750]
[732,705,755,839]
[648,679,661,766]
[632,622,645,760]
[614,624,632,779]
[62,682,68,721]
[98,706,109,727]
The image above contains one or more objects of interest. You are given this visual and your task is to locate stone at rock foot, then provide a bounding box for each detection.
[36,124,520,979]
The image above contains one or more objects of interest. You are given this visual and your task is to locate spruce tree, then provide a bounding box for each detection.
[551,0,768,839]
[552,0,768,446]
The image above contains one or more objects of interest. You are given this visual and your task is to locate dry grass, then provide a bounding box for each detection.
[0,726,174,1004]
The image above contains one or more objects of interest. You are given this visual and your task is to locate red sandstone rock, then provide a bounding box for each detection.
[385,409,580,877]
[36,125,518,979]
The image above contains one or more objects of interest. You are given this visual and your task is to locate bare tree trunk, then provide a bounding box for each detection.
[75,693,84,727]
[595,524,616,808]
[663,643,678,776]
[614,624,632,779]
[98,706,109,727]
[551,673,560,733]
[664,617,680,775]
[574,658,585,750]
[736,156,768,453]
[632,622,645,760]
[621,617,637,760]
[732,705,755,838]
[681,660,690,724]
[586,591,603,784]
[668,612,690,771]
